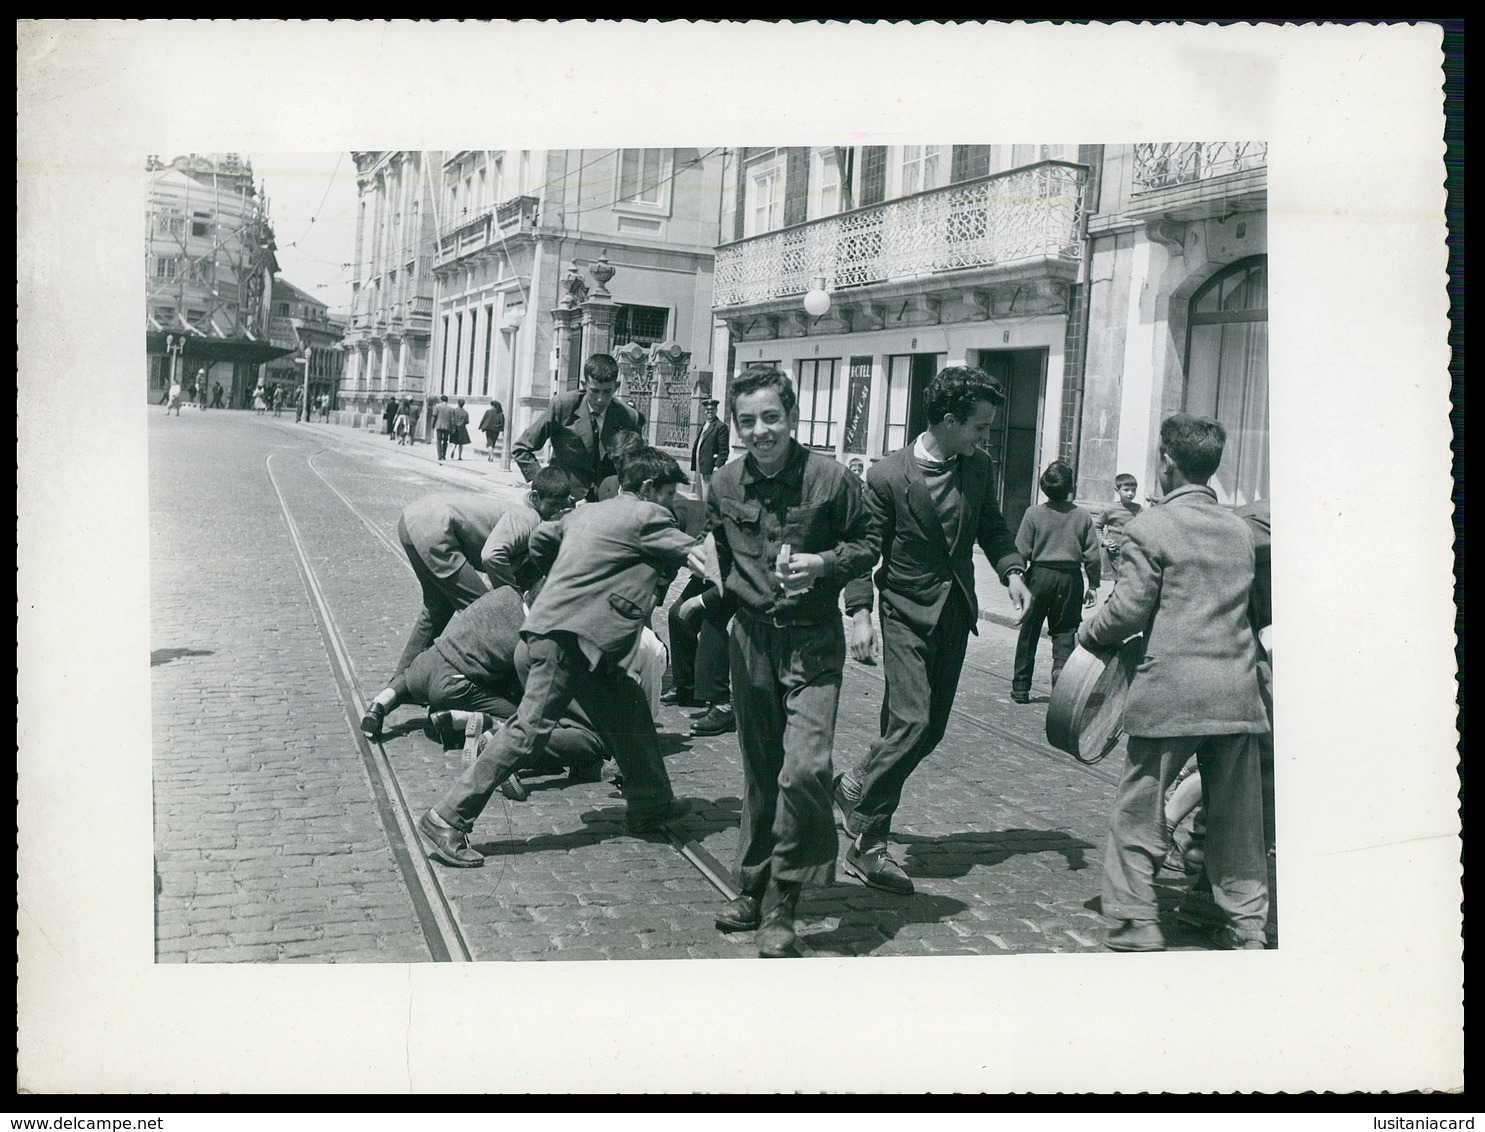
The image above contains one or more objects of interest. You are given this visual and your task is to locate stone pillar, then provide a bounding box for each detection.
[649,341,693,449]
[580,251,619,366]
[551,307,583,393]
[613,342,654,443]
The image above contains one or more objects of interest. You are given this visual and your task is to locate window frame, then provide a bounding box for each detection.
[743,152,787,238]
[614,148,673,216]
[808,147,842,221]
[891,144,947,199]
[795,357,839,450]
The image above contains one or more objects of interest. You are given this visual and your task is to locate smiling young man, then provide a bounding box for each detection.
[835,365,1032,894]
[512,353,646,502]
[703,367,875,957]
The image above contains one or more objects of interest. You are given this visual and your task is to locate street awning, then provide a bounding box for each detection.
[146,330,294,367]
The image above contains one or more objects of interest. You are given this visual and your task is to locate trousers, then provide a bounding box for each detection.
[390,519,490,683]
[730,612,844,894]
[1013,563,1084,694]
[1102,732,1270,940]
[435,632,674,830]
[845,588,975,839]
[667,574,732,704]
[399,648,519,718]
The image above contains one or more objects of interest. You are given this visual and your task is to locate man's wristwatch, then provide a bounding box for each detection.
[1006,568,1026,581]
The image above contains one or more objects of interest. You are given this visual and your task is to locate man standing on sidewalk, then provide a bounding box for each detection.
[432,395,456,461]
[705,367,875,957]
[835,366,1031,894]
[689,398,729,507]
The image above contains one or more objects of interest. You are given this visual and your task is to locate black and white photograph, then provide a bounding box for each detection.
[18,21,1460,1097]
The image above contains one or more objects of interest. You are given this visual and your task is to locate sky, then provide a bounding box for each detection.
[252,151,360,316]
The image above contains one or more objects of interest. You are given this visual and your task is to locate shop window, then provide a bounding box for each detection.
[795,359,838,448]
[1183,255,1268,506]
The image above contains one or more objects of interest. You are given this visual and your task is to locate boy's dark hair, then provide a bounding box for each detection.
[620,446,689,493]
[728,366,796,419]
[607,429,645,470]
[440,395,448,402]
[924,365,1004,425]
[1039,460,1075,502]
[1114,472,1138,488]
[584,353,619,386]
[531,465,572,500]
[1159,414,1227,482]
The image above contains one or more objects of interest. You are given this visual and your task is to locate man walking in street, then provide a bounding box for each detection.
[432,395,456,461]
[512,353,645,501]
[704,367,875,957]
[211,382,224,409]
[835,366,1031,894]
[478,400,505,462]
[690,398,729,507]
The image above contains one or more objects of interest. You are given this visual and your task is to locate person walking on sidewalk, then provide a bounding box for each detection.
[450,398,472,460]
[394,403,411,445]
[432,395,456,461]
[382,397,399,440]
[417,447,700,868]
[1079,414,1270,952]
[478,401,505,462]
[1010,460,1102,703]
[704,367,875,958]
[834,365,1030,894]
[166,378,183,416]
[211,382,224,409]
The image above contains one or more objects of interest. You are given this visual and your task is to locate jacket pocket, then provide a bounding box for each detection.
[719,497,765,556]
[607,593,646,621]
[783,502,827,550]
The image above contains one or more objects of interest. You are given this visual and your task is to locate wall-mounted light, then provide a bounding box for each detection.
[803,275,832,319]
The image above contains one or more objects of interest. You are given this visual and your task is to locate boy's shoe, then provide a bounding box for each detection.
[418,810,483,868]
[1105,919,1166,952]
[360,702,387,740]
[427,710,462,750]
[1010,690,1031,704]
[691,704,736,737]
[626,796,695,835]
[843,839,914,895]
[756,881,801,958]
[714,894,761,933]
[566,756,604,785]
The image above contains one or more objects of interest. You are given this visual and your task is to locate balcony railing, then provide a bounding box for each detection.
[434,196,540,271]
[714,161,1087,310]
[1132,142,1268,194]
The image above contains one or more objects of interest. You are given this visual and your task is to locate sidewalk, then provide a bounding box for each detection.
[295,416,1069,630]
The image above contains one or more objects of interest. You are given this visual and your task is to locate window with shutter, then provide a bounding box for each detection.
[860,147,887,206]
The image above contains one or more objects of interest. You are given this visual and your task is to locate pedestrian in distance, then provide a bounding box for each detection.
[690,398,729,507]
[1009,460,1102,703]
[847,457,865,481]
[834,365,1032,894]
[252,385,267,415]
[383,397,400,440]
[386,492,508,686]
[319,393,331,422]
[211,382,224,409]
[1094,473,1143,572]
[450,398,472,460]
[432,395,456,461]
[1079,414,1271,952]
[512,353,646,502]
[166,378,183,416]
[272,386,285,417]
[703,367,875,957]
[478,401,505,462]
[394,403,411,445]
[417,446,700,868]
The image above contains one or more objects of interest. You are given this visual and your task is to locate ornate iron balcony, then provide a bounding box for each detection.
[1132,142,1268,193]
[715,161,1087,310]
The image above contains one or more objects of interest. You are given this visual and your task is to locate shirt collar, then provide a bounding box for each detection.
[1160,483,1219,505]
[740,439,808,486]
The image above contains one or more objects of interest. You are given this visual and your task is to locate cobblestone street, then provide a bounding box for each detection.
[151,410,1223,964]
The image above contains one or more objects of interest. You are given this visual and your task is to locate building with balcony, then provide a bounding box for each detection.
[711,142,1268,528]
[1075,142,1268,507]
[262,277,346,411]
[428,148,726,456]
[145,153,290,405]
[340,151,441,432]
[713,144,1097,530]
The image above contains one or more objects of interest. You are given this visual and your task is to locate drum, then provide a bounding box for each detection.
[1045,636,1144,764]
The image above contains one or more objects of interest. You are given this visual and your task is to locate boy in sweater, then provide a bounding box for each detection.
[1011,461,1101,702]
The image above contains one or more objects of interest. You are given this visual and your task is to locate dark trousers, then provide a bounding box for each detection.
[667,575,732,704]
[1013,563,1084,694]
[398,648,520,718]
[846,589,975,840]
[435,428,450,460]
[730,613,844,894]
[391,519,489,682]
[435,632,674,830]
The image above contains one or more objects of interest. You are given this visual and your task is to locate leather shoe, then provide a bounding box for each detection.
[566,756,604,785]
[418,809,483,868]
[1105,919,1166,952]
[757,905,799,958]
[1010,691,1031,704]
[360,702,387,740]
[690,704,736,737]
[833,772,863,838]
[843,839,914,895]
[427,710,462,750]
[714,894,760,933]
[626,796,694,835]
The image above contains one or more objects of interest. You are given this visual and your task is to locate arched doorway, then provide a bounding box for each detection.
[1183,255,1268,505]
